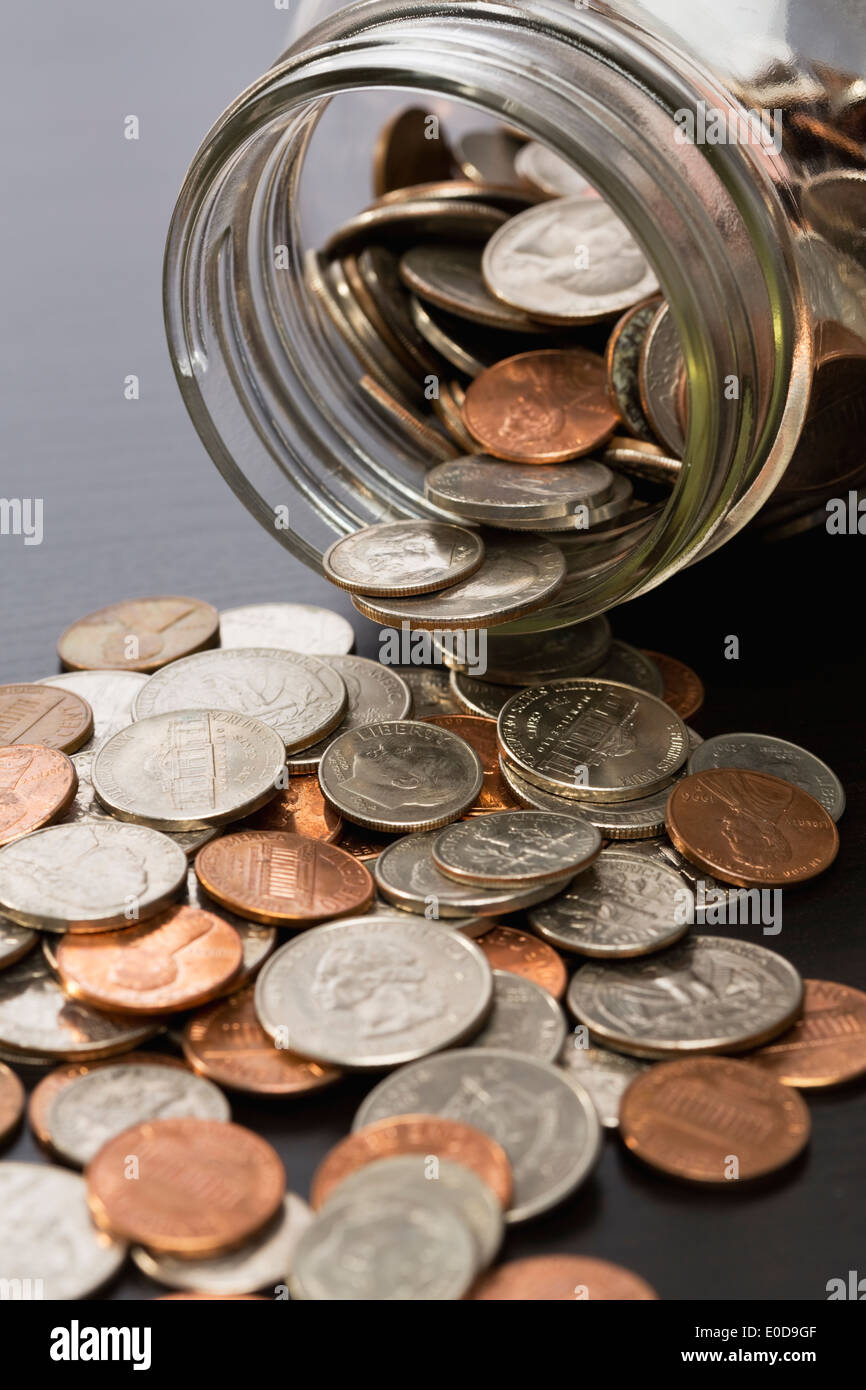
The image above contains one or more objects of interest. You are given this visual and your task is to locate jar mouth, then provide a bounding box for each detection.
[164,0,811,624]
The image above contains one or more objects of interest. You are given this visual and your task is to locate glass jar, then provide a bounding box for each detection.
[164,0,866,627]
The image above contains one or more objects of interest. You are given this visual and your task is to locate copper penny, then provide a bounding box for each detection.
[748,979,866,1088]
[57,596,219,673]
[620,1056,811,1183]
[462,349,619,463]
[642,650,705,720]
[422,715,520,815]
[182,984,342,1096]
[158,1293,267,1300]
[28,1052,191,1154]
[310,1114,512,1211]
[55,906,243,1015]
[87,1117,285,1256]
[238,775,342,841]
[335,823,396,863]
[194,831,375,926]
[666,768,840,888]
[0,1060,25,1147]
[372,106,455,198]
[0,745,78,847]
[468,1255,658,1300]
[0,684,93,753]
[476,924,567,1000]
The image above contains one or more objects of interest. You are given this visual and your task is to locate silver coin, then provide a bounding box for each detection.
[499,754,609,821]
[365,893,490,939]
[558,1035,650,1127]
[400,243,543,334]
[0,1164,127,1299]
[185,866,276,986]
[483,196,659,324]
[351,537,566,631]
[493,474,635,533]
[37,671,148,753]
[319,720,483,833]
[42,1059,231,1167]
[498,678,688,803]
[0,821,187,932]
[529,847,692,958]
[410,295,488,377]
[470,971,566,1061]
[0,917,37,972]
[432,809,602,887]
[92,710,287,831]
[0,953,157,1058]
[287,657,412,775]
[456,128,526,187]
[436,615,612,685]
[374,830,573,918]
[63,751,218,856]
[254,916,493,1070]
[567,935,804,1059]
[322,196,509,262]
[501,750,684,839]
[133,648,348,753]
[388,666,460,718]
[323,521,485,599]
[219,604,355,655]
[450,670,512,719]
[514,141,600,198]
[688,732,845,821]
[627,837,730,908]
[132,1193,312,1295]
[592,640,665,696]
[606,301,660,443]
[354,1048,602,1223]
[425,454,615,524]
[638,301,686,456]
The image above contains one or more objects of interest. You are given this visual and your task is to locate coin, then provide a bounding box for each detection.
[326,521,481,605]
[0,918,36,971]
[529,848,691,958]
[456,129,526,187]
[0,1164,127,1298]
[568,935,804,1059]
[62,750,218,858]
[500,752,672,839]
[182,984,342,1096]
[358,374,458,460]
[355,1048,601,1222]
[38,670,149,750]
[421,715,519,814]
[0,683,93,753]
[514,142,601,199]
[592,640,665,695]
[194,831,375,926]
[400,242,543,333]
[284,657,413,775]
[0,821,187,932]
[373,106,455,197]
[476,924,567,1000]
[620,1056,811,1182]
[450,670,512,719]
[747,980,866,1088]
[687,733,845,822]
[0,952,158,1059]
[373,830,573,918]
[666,769,840,888]
[310,1113,512,1210]
[238,774,342,840]
[322,196,509,261]
[132,1193,313,1295]
[499,678,688,803]
[336,822,395,863]
[425,454,615,524]
[461,620,614,689]
[605,299,662,442]
[218,603,355,655]
[638,302,686,455]
[494,471,635,532]
[432,809,601,887]
[643,649,705,720]
[468,1254,658,1300]
[410,295,491,376]
[469,970,566,1061]
[319,719,484,832]
[377,179,534,215]
[483,196,659,323]
[57,596,219,672]
[351,536,566,631]
[255,917,492,1069]
[558,1037,650,1128]
[602,435,682,484]
[462,349,619,463]
[87,1118,285,1256]
[355,244,443,375]
[0,1060,24,1146]
[133,647,348,753]
[389,666,461,717]
[0,745,78,847]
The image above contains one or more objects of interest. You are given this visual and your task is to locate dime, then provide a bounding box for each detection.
[38,670,148,751]
[286,657,412,774]
[421,715,519,814]
[322,196,509,261]
[0,821,187,932]
[528,848,691,958]
[0,918,36,971]
[310,1113,513,1210]
[468,1254,658,1300]
[432,809,602,887]
[602,435,681,484]
[218,603,355,656]
[373,106,455,197]
[568,935,804,1059]
[687,733,845,822]
[483,196,659,323]
[591,640,665,695]
[351,537,566,631]
[55,906,243,1015]
[432,380,478,451]
[319,720,484,832]
[494,471,634,532]
[456,129,526,187]
[355,1049,601,1222]
[132,1193,314,1295]
[498,678,688,803]
[373,830,573,918]
[182,984,342,1096]
[133,648,348,753]
[425,454,615,524]
[469,970,566,1061]
[0,682,93,753]
[238,773,342,840]
[0,1164,127,1298]
[87,1118,286,1256]
[666,768,840,887]
[0,745,77,847]
[514,142,601,198]
[400,242,542,333]
[57,596,219,672]
[558,1037,650,1128]
[0,1060,24,1146]
[620,1056,811,1182]
[390,666,462,718]
[0,952,157,1059]
[443,616,613,686]
[604,299,661,441]
[254,917,492,1069]
[638,302,687,455]
[194,832,375,926]
[476,924,567,1000]
[92,709,286,830]
[323,521,484,600]
[462,349,619,463]
[643,649,705,720]
[450,670,511,719]
[747,979,866,1088]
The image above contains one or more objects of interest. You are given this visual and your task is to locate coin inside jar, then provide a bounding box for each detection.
[432,809,601,887]
[424,454,616,524]
[57,596,219,673]
[373,106,456,197]
[323,520,485,598]
[0,745,78,847]
[194,832,375,926]
[399,242,543,333]
[0,683,93,753]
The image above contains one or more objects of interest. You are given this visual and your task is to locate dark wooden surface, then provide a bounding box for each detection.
[1,1,864,1302]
